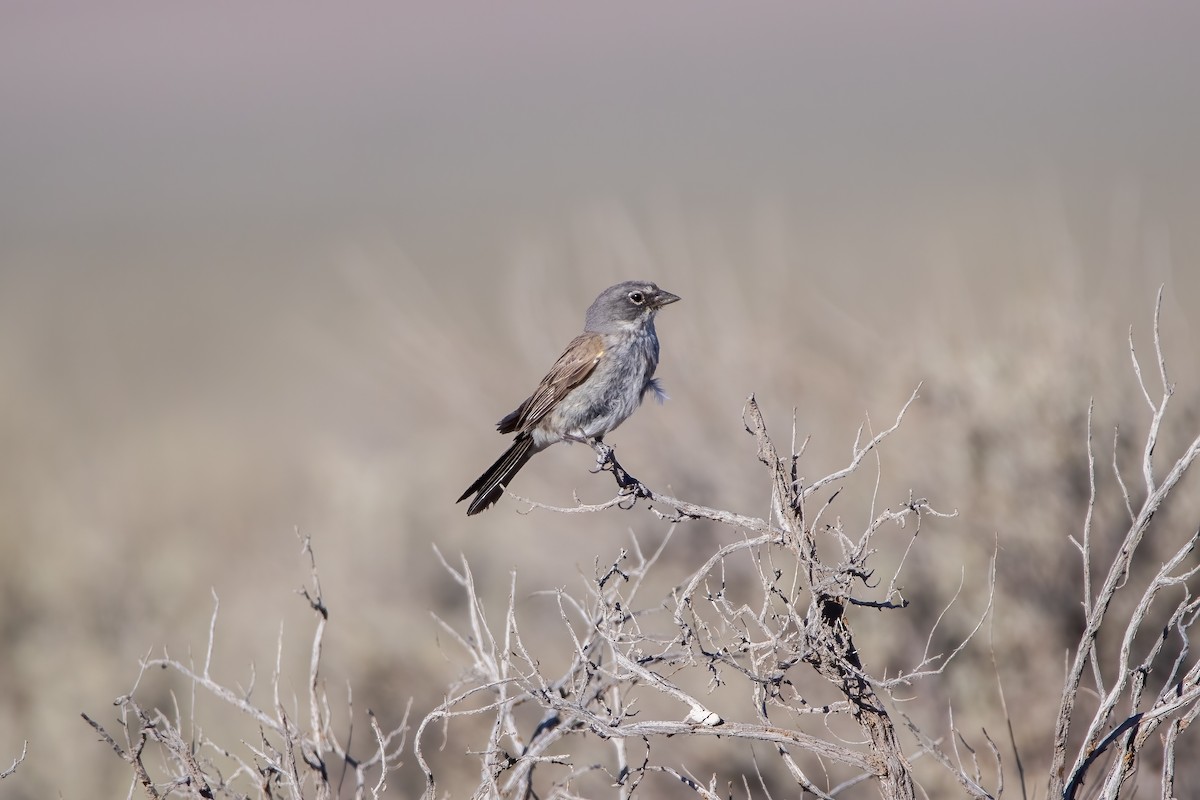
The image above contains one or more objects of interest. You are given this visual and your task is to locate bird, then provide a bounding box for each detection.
[458,280,680,515]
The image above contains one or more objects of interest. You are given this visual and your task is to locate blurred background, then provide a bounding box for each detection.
[3,2,1199,797]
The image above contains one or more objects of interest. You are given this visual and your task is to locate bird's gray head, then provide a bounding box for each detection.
[583,281,681,333]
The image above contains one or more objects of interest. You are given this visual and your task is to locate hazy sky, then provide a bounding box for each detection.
[4,1,1198,259]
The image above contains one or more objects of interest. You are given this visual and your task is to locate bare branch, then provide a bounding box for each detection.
[0,741,27,780]
[1050,294,1200,798]
[83,540,407,799]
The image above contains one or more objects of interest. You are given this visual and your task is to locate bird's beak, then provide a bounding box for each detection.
[654,290,681,307]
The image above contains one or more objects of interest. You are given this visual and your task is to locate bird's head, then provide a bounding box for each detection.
[584,281,681,333]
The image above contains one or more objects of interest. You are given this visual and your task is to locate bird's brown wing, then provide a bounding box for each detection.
[497,332,605,434]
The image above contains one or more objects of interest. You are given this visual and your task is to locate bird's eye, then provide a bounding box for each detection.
[629,291,645,305]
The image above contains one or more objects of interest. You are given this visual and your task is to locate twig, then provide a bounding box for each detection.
[0,741,27,780]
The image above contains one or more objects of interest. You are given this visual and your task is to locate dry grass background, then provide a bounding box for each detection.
[2,194,1198,798]
[4,4,1200,797]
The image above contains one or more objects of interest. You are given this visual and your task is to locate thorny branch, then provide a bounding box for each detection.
[421,387,999,799]
[0,741,27,780]
[1051,289,1200,799]
[82,535,409,799]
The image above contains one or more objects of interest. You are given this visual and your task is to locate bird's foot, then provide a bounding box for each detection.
[588,439,652,504]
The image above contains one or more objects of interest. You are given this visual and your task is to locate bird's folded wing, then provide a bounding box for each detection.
[498,332,605,433]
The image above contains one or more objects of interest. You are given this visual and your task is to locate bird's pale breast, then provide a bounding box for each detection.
[535,324,660,446]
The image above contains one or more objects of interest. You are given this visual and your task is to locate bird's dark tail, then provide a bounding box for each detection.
[457,435,535,515]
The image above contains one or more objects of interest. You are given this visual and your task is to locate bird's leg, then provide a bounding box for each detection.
[587,438,652,500]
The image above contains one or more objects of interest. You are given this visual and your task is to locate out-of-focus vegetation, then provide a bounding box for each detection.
[2,204,1198,797]
[3,4,1200,797]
